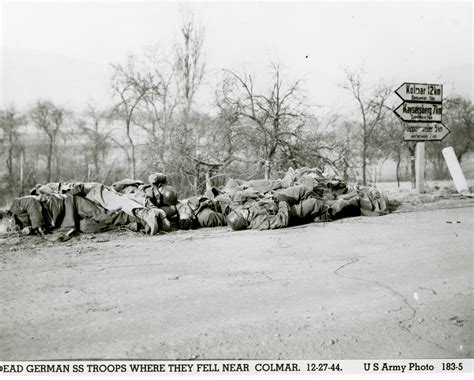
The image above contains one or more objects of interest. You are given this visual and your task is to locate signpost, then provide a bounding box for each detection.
[403,122,450,141]
[394,102,442,122]
[395,82,443,103]
[393,82,450,193]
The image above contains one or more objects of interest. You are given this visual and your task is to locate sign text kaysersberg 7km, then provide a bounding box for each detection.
[393,82,450,141]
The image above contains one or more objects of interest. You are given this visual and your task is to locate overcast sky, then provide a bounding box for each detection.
[1,1,472,114]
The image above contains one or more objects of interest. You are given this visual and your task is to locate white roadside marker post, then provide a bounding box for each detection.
[442,146,468,193]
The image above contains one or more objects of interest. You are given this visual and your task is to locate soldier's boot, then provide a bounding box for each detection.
[135,208,160,235]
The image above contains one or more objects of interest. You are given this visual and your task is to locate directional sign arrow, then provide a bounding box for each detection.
[394,102,442,122]
[395,82,443,103]
[403,122,450,141]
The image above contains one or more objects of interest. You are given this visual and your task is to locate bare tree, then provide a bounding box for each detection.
[331,120,361,181]
[443,95,473,162]
[0,105,25,194]
[277,112,343,176]
[111,56,150,179]
[217,63,308,178]
[75,105,116,182]
[175,13,205,120]
[171,13,207,191]
[29,100,66,183]
[341,69,392,185]
[424,95,473,180]
[133,48,180,169]
[372,114,408,186]
[106,13,207,191]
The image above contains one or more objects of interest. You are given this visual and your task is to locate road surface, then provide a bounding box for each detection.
[0,205,472,360]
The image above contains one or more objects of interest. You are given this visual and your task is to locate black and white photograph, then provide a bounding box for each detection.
[0,0,472,374]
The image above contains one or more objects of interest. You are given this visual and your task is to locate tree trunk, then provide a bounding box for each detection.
[6,155,13,189]
[362,137,367,185]
[93,151,100,182]
[396,154,401,188]
[193,164,200,193]
[47,138,53,183]
[264,160,271,180]
[130,144,136,180]
[19,150,24,196]
[7,129,14,190]
[205,170,212,190]
[126,126,136,180]
[407,144,416,189]
[55,146,61,180]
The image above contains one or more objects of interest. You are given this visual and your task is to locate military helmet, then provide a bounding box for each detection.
[227,210,248,231]
[161,185,178,206]
[148,172,167,186]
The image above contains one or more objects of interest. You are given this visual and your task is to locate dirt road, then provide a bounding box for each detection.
[1,203,472,360]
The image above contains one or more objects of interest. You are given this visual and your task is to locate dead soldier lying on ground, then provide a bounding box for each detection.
[27,172,178,235]
[171,168,389,231]
[203,169,389,230]
[5,193,138,240]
